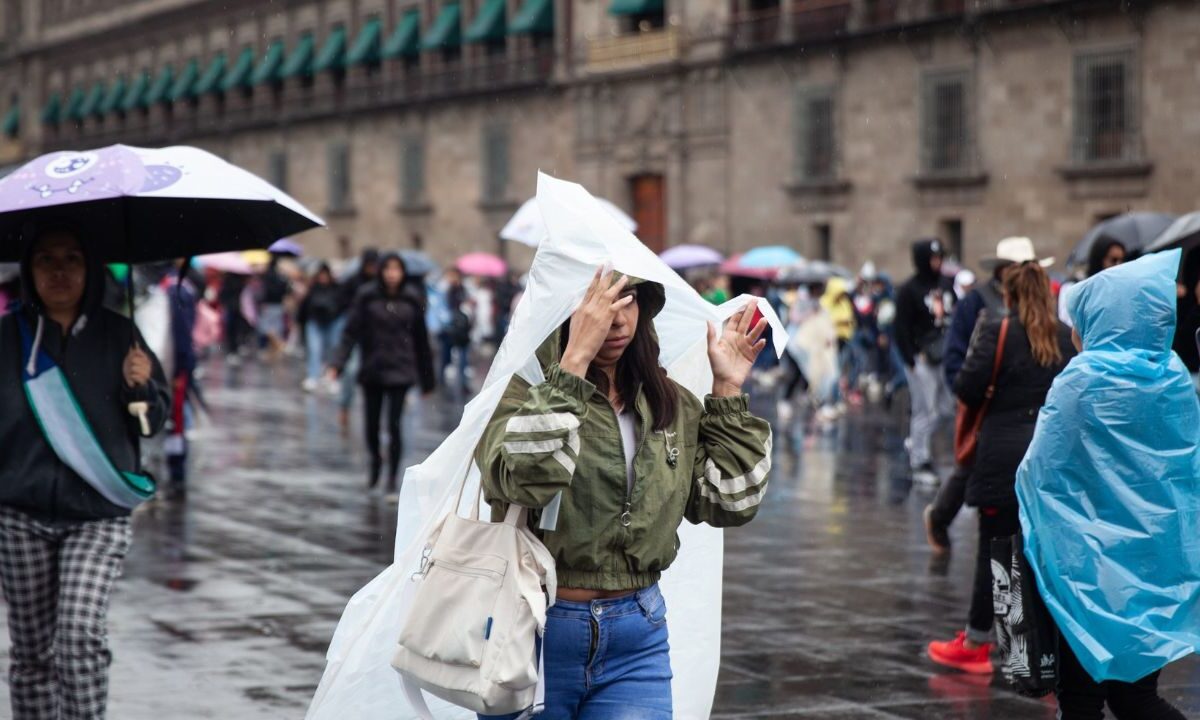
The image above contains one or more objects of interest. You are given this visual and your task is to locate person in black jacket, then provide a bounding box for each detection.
[299,263,344,392]
[329,253,436,494]
[927,260,1075,675]
[0,226,169,719]
[334,248,380,430]
[894,239,956,484]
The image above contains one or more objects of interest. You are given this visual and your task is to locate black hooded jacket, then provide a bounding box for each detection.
[895,239,956,366]
[0,246,170,523]
[331,255,436,391]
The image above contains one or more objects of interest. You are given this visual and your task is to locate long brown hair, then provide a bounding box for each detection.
[1004,262,1062,367]
[558,289,678,431]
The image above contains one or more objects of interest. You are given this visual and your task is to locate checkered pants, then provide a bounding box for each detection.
[0,506,132,720]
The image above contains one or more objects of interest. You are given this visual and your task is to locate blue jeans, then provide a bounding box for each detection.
[480,584,672,720]
[305,320,342,381]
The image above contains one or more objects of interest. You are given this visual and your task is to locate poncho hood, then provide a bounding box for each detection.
[1066,249,1178,354]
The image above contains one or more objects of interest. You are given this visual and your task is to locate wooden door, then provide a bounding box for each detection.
[630,174,665,253]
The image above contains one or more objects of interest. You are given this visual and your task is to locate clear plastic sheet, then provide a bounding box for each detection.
[306,173,788,719]
[1017,249,1200,682]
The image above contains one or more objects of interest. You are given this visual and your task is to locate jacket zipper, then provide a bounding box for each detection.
[610,399,648,529]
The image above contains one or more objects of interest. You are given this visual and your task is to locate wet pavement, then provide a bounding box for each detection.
[1,355,1198,719]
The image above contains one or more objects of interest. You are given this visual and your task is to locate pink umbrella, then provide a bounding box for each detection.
[456,252,507,278]
[720,253,779,280]
[196,251,253,275]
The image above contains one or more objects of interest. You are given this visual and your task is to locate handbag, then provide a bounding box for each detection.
[991,532,1058,697]
[392,475,556,719]
[953,317,1009,466]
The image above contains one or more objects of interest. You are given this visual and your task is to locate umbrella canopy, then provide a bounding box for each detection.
[399,249,437,277]
[720,253,779,280]
[778,259,853,285]
[269,237,304,256]
[455,251,506,278]
[1068,212,1176,272]
[195,251,253,275]
[738,245,803,269]
[659,244,724,270]
[0,144,323,263]
[1144,211,1200,255]
[500,196,637,248]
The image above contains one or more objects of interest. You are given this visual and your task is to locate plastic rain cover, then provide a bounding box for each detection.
[1016,249,1200,682]
[306,172,788,719]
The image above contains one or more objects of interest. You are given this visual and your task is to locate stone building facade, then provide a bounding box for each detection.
[1,0,1198,275]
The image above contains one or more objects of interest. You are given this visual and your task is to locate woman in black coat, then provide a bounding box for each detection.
[329,253,435,493]
[928,261,1076,674]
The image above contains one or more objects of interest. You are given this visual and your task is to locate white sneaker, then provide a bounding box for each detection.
[301,378,319,393]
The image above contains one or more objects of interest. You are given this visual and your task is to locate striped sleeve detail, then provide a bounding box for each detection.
[505,412,580,435]
[694,431,772,512]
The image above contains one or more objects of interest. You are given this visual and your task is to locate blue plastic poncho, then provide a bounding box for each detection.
[1016,249,1200,682]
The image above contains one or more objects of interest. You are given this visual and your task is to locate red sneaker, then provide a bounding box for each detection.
[928,632,993,674]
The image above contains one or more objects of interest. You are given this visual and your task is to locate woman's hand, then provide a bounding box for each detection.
[560,267,633,378]
[708,303,768,397]
[123,346,152,388]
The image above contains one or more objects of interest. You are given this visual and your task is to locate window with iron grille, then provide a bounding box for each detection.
[482,124,510,203]
[1073,49,1138,164]
[327,142,352,212]
[268,151,288,193]
[920,70,972,175]
[794,87,836,181]
[400,134,425,207]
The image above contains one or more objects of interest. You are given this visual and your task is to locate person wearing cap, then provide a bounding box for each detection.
[894,239,957,485]
[0,225,169,719]
[924,237,1053,553]
[475,269,772,719]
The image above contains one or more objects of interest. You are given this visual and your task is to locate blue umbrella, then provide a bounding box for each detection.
[739,245,803,270]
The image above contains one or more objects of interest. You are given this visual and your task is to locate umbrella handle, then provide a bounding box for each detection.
[127,401,151,436]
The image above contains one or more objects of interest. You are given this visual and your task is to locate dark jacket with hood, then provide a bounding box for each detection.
[331,255,436,391]
[943,276,1006,386]
[340,248,380,314]
[954,311,1075,508]
[298,265,343,328]
[0,246,170,523]
[895,239,956,366]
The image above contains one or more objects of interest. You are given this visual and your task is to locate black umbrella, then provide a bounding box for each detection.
[1144,212,1200,255]
[1067,212,1176,273]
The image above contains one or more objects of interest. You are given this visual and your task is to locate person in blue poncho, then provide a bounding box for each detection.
[1017,249,1197,719]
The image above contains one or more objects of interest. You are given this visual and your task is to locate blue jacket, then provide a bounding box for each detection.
[1016,249,1200,682]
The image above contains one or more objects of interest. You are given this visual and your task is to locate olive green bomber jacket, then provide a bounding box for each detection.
[477,359,773,591]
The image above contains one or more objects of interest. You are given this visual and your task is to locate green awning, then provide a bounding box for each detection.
[221,47,255,92]
[346,17,383,65]
[168,59,200,101]
[98,75,127,114]
[250,41,285,85]
[314,25,348,73]
[145,65,174,104]
[464,0,506,43]
[382,10,421,59]
[3,103,18,138]
[193,52,227,95]
[63,86,87,120]
[609,0,663,15]
[77,81,107,118]
[41,92,62,124]
[280,33,315,79]
[121,71,151,111]
[510,0,553,35]
[421,3,461,51]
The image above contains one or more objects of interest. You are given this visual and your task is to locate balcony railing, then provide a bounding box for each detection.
[586,27,681,73]
[730,2,853,52]
[41,50,555,149]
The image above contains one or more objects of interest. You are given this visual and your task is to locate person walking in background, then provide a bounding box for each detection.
[217,270,248,366]
[298,263,344,393]
[924,237,1050,553]
[927,259,1075,675]
[164,261,200,489]
[437,267,473,395]
[257,254,291,361]
[894,239,957,485]
[0,226,169,719]
[1018,251,1194,719]
[335,248,380,431]
[329,253,435,496]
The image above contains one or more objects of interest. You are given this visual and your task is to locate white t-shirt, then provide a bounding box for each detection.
[617,410,637,496]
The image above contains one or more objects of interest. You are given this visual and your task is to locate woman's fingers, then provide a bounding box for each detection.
[603,273,630,300]
[737,302,756,333]
[584,266,603,302]
[748,317,768,344]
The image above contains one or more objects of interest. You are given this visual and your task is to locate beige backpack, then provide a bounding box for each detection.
[392,482,556,719]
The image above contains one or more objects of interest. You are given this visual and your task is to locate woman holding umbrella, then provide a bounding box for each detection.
[329,253,436,495]
[0,225,169,719]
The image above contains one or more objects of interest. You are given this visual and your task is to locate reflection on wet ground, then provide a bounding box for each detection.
[1,357,1197,718]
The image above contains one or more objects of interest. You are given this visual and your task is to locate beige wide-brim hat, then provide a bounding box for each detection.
[980,237,1055,271]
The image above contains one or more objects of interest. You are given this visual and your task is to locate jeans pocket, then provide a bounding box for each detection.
[637,588,668,628]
